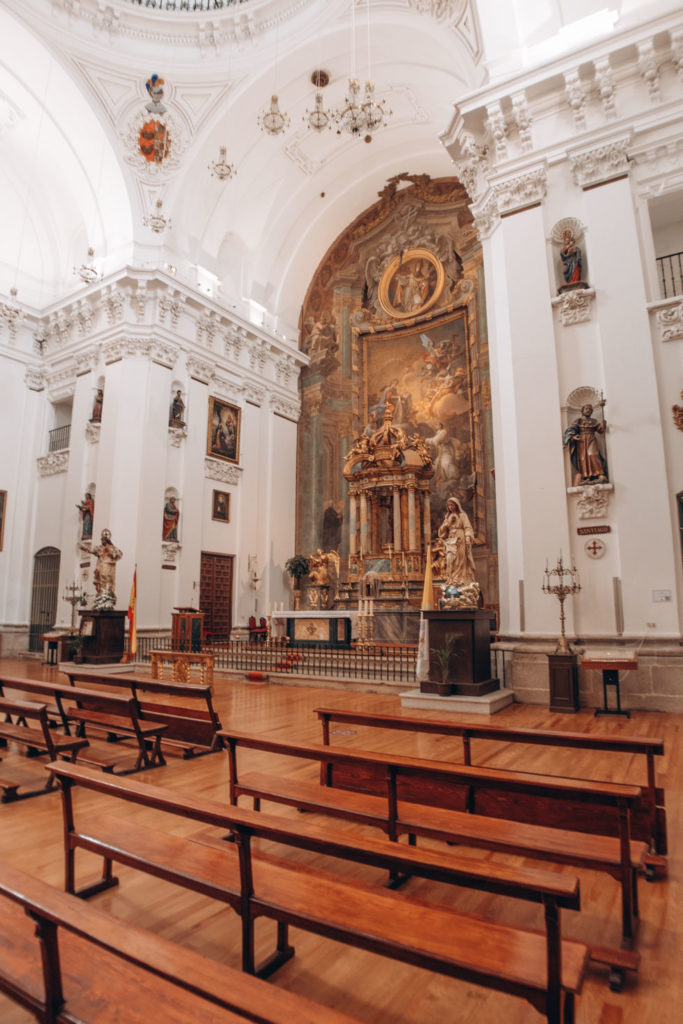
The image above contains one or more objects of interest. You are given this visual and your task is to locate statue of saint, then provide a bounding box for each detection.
[162,497,180,541]
[438,497,477,588]
[169,390,185,426]
[563,403,607,486]
[76,492,94,540]
[92,529,123,602]
[91,388,104,423]
[559,228,583,287]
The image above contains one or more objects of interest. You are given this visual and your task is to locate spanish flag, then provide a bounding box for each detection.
[127,567,137,659]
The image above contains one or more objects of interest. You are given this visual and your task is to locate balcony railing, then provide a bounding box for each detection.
[48,425,71,452]
[657,251,683,299]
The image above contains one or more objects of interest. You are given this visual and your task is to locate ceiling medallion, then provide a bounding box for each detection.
[143,198,172,234]
[209,146,236,181]
[258,95,290,136]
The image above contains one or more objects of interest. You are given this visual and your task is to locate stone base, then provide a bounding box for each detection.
[400,687,514,715]
[419,677,500,697]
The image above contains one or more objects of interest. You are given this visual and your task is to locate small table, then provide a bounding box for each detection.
[581,656,637,719]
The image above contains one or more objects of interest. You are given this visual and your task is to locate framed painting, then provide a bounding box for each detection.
[207,397,241,464]
[0,490,5,550]
[377,247,445,319]
[212,490,230,523]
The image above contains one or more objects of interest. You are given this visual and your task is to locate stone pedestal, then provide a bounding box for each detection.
[78,609,126,664]
[420,610,498,696]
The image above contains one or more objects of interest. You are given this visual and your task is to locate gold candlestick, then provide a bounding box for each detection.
[542,553,581,655]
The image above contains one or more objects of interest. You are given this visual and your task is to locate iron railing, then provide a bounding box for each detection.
[48,425,71,452]
[657,251,683,299]
[133,633,418,684]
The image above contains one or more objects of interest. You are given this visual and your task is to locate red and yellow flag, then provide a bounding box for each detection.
[127,568,137,658]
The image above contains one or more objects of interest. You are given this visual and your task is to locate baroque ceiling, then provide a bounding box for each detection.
[0,0,676,335]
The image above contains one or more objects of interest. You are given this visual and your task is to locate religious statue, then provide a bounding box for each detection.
[307,549,340,609]
[162,496,180,541]
[92,529,122,603]
[437,497,480,609]
[76,492,94,540]
[559,228,583,287]
[169,390,185,426]
[91,388,104,423]
[563,402,608,486]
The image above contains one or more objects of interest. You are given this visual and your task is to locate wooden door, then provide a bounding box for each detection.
[29,547,61,651]
[200,553,234,641]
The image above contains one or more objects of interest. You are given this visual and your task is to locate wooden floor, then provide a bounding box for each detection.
[0,656,680,1023]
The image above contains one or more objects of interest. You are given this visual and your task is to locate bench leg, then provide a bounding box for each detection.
[254,921,295,980]
[562,992,575,1024]
[74,857,119,900]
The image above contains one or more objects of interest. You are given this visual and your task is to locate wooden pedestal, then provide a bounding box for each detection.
[420,610,498,697]
[78,610,126,664]
[548,654,579,712]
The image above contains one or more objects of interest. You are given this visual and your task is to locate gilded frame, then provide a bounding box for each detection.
[377,247,445,320]
[207,397,241,464]
[212,490,230,523]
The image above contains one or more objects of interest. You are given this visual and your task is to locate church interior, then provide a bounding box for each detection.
[0,0,682,1021]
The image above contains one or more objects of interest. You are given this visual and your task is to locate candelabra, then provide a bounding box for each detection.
[542,554,581,655]
[62,580,87,631]
[143,198,171,234]
[208,146,236,181]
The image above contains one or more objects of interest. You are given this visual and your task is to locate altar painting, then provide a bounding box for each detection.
[362,312,475,528]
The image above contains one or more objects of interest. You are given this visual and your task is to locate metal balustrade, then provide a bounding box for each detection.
[48,424,71,452]
[657,251,683,298]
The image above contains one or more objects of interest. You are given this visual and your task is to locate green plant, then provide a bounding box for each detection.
[430,633,459,684]
[284,555,310,587]
[68,633,83,660]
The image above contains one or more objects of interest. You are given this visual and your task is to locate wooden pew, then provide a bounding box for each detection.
[0,697,88,800]
[50,760,587,1024]
[315,706,668,859]
[62,668,224,757]
[0,860,363,1024]
[0,676,166,774]
[222,729,643,985]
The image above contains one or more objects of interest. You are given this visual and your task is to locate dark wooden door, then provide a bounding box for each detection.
[200,553,234,641]
[29,547,61,651]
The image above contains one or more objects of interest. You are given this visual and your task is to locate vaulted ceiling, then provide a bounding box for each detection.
[0,0,676,335]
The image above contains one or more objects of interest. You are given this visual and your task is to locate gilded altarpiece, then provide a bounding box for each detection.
[297,174,497,603]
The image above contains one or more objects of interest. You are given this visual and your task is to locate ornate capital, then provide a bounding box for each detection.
[186,354,214,383]
[168,424,188,447]
[567,482,613,519]
[205,458,242,485]
[491,165,547,214]
[569,137,631,188]
[244,383,266,406]
[471,193,499,239]
[270,394,301,421]
[161,540,182,565]
[25,367,46,391]
[85,422,101,445]
[552,288,595,326]
[38,451,69,477]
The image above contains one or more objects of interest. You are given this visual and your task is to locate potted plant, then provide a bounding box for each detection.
[69,633,84,664]
[431,633,459,688]
[285,555,310,611]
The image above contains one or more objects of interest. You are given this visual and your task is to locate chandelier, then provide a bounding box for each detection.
[143,198,172,233]
[209,146,236,181]
[334,78,390,138]
[74,248,102,285]
[304,70,331,132]
[258,95,290,136]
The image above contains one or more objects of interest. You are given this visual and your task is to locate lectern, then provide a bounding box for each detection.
[172,608,204,652]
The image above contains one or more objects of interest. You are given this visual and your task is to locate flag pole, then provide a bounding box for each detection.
[416,546,433,685]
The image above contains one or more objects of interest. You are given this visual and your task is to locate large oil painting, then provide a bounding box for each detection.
[363,312,475,530]
[207,397,241,464]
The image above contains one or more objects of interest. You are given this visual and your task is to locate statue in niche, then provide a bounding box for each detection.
[76,492,94,540]
[307,549,340,609]
[552,219,589,293]
[92,529,122,603]
[303,310,338,358]
[563,402,608,486]
[169,390,185,426]
[162,496,180,541]
[90,388,104,423]
[560,228,583,287]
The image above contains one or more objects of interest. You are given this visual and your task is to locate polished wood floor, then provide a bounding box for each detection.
[0,656,680,1023]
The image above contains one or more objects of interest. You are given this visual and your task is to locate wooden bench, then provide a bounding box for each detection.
[0,697,89,799]
[50,760,587,1024]
[0,675,167,773]
[0,860,363,1024]
[63,668,224,757]
[315,706,668,860]
[222,729,643,985]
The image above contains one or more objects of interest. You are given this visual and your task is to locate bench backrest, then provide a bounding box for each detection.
[49,759,580,910]
[0,861,361,1024]
[222,730,642,840]
[314,706,663,849]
